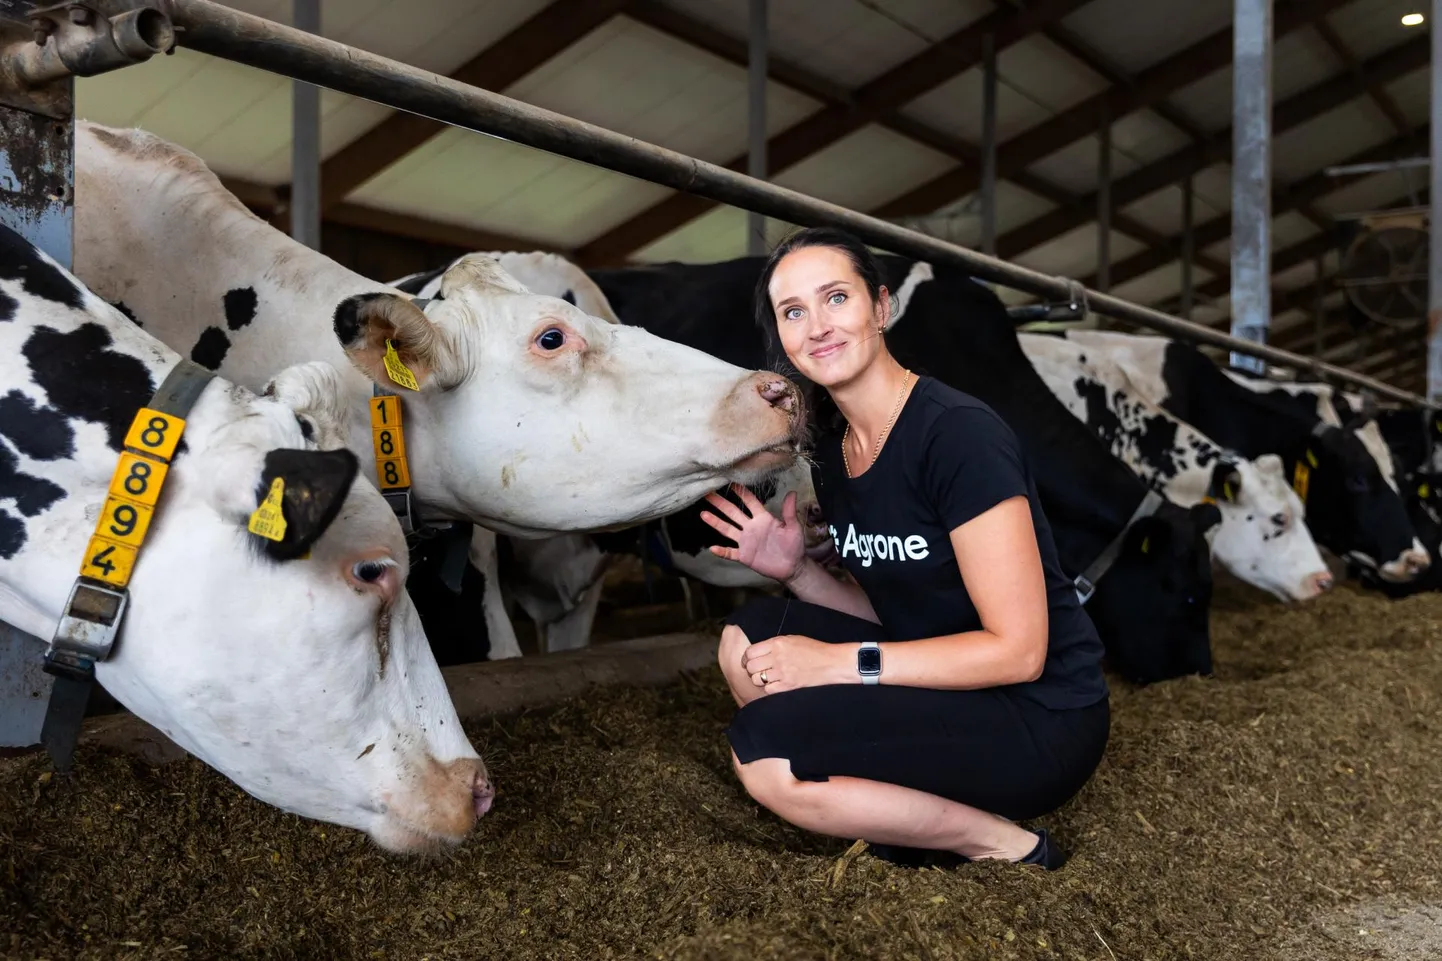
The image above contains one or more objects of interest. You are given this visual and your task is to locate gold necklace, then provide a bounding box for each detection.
[843,369,913,478]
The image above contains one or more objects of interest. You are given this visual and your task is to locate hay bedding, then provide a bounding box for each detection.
[3,580,1441,961]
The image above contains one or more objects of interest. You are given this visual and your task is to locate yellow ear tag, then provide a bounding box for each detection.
[1420,482,1432,500]
[1139,536,1150,554]
[383,340,420,391]
[247,477,288,542]
[1223,481,1235,502]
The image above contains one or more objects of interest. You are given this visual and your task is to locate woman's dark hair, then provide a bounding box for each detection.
[753,226,889,434]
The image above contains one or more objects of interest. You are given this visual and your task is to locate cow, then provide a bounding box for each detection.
[1067,329,1428,584]
[71,121,805,660]
[416,252,1223,685]
[1018,332,1332,601]
[0,223,488,853]
[391,257,836,655]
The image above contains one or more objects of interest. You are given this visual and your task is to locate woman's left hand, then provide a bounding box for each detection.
[741,635,850,694]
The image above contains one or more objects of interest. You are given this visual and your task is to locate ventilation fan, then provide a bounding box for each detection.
[1337,208,1428,329]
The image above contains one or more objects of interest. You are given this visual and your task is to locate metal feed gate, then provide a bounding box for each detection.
[0,0,1433,749]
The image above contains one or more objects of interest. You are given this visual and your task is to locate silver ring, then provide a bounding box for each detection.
[759,670,769,684]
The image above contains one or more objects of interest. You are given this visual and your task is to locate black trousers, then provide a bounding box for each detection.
[723,596,1109,822]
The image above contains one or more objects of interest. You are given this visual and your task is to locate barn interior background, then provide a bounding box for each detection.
[3,1,1442,958]
[59,0,1435,386]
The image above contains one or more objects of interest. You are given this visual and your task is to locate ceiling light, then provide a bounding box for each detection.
[1402,12,1425,26]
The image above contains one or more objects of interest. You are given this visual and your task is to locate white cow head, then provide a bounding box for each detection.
[72,122,804,539]
[1203,455,1332,602]
[0,229,486,853]
[333,254,803,535]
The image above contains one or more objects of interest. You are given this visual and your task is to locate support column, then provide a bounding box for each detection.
[980,32,997,256]
[0,0,75,747]
[1180,174,1195,319]
[290,0,321,250]
[1428,0,1442,400]
[746,0,767,257]
[1230,0,1273,374]
[1097,105,1111,294]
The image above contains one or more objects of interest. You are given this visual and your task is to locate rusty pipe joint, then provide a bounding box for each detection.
[6,4,174,88]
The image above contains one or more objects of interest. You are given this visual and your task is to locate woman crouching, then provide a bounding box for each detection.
[701,227,1110,869]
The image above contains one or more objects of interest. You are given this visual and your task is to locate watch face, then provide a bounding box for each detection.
[858,646,881,674]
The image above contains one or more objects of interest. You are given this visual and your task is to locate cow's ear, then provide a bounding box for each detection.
[1208,462,1243,503]
[246,448,358,560]
[440,253,533,297]
[333,293,461,391]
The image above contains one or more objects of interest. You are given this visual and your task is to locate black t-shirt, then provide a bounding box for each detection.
[810,376,1108,710]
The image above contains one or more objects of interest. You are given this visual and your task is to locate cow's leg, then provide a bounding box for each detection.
[542,577,604,653]
[470,527,523,660]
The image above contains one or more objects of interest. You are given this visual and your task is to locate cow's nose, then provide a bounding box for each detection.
[756,374,798,414]
[1405,549,1431,574]
[472,771,495,818]
[1306,570,1334,597]
[804,502,825,526]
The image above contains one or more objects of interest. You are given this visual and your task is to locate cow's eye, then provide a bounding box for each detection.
[353,560,388,583]
[536,328,566,351]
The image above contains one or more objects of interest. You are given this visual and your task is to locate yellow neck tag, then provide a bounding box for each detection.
[383,340,420,391]
[247,477,288,541]
[1293,461,1311,502]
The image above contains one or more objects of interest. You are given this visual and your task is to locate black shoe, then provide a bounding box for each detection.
[1017,828,1068,870]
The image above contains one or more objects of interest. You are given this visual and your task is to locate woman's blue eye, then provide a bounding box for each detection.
[828,291,846,306]
[784,307,804,321]
[536,328,566,350]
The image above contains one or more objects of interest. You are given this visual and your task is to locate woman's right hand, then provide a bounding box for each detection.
[700,484,807,585]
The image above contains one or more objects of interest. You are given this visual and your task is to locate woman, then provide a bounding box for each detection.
[700,227,1109,869]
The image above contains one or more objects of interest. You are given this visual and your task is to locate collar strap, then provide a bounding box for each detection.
[41,359,215,771]
[1074,490,1166,605]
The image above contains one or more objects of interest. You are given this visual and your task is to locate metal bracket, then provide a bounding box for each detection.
[0,1,174,118]
[45,579,127,681]
[1073,574,1096,606]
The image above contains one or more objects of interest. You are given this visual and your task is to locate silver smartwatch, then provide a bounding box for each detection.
[857,641,881,685]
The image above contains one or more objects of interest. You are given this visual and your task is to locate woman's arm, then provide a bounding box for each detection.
[782,557,880,623]
[742,495,1048,693]
[864,495,1048,688]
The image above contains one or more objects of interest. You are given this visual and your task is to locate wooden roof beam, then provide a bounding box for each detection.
[317,0,632,212]
[624,0,1214,272]
[987,34,1429,262]
[1081,129,1428,298]
[1312,17,1412,136]
[876,0,1359,222]
[574,0,1097,266]
[220,177,559,257]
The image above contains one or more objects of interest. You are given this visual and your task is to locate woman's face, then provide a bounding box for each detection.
[768,245,889,390]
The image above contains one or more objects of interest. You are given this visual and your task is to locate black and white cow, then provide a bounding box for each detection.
[422,253,1222,685]
[1019,332,1332,602]
[1069,330,1428,584]
[72,122,806,661]
[0,223,489,852]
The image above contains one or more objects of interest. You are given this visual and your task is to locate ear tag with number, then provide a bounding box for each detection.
[383,340,420,391]
[247,477,288,541]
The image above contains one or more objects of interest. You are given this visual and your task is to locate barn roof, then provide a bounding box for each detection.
[74,0,1434,392]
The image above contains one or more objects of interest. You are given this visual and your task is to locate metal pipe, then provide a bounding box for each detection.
[1430,0,1442,402]
[1313,253,1325,357]
[1230,0,1272,375]
[79,0,1427,406]
[1180,174,1194,319]
[746,0,767,257]
[290,0,320,250]
[980,31,997,256]
[1097,104,1111,295]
